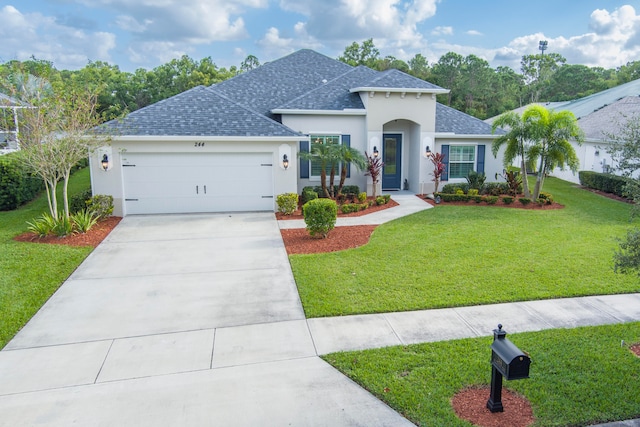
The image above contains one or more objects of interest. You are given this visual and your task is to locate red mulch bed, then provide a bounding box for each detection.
[14,216,122,247]
[452,386,535,427]
[630,343,640,357]
[275,197,399,220]
[418,194,564,210]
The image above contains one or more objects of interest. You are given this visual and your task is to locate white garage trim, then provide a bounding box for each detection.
[122,152,274,215]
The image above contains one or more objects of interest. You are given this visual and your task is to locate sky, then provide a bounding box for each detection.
[1,0,639,73]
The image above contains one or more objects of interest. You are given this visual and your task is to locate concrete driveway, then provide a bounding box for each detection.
[0,213,413,426]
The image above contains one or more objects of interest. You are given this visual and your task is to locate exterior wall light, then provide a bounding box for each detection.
[101,154,109,171]
[373,146,379,157]
[282,154,289,170]
[425,146,432,157]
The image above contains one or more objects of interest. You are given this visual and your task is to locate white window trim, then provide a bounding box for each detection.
[309,134,341,181]
[447,144,478,182]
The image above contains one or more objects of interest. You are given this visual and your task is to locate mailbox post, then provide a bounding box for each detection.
[486,324,531,413]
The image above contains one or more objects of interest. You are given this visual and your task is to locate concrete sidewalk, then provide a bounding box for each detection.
[1,194,639,426]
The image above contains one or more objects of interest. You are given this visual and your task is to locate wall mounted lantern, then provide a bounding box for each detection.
[373,146,379,157]
[425,146,432,157]
[101,154,109,171]
[278,143,292,171]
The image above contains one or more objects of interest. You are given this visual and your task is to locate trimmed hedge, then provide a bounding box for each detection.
[579,171,631,198]
[302,198,337,238]
[0,153,44,211]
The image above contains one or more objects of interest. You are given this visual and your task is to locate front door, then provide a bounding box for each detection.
[382,134,402,189]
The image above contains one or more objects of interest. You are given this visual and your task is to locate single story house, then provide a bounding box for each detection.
[92,49,505,216]
[487,78,640,184]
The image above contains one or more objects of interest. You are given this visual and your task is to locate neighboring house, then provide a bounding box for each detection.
[92,49,505,216]
[488,78,640,184]
[0,93,24,155]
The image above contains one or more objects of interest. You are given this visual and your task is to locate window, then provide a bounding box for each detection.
[448,145,475,179]
[310,135,340,178]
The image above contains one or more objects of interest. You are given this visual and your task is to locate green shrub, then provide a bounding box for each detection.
[302,198,337,238]
[485,196,499,205]
[71,209,99,233]
[466,170,486,190]
[482,182,512,196]
[0,152,44,211]
[472,195,483,203]
[455,188,465,195]
[342,185,360,197]
[441,183,469,194]
[51,214,74,237]
[86,195,114,219]
[502,196,514,204]
[357,192,367,203]
[538,192,554,205]
[519,197,532,206]
[301,187,318,204]
[276,193,299,215]
[579,171,631,198]
[376,196,385,205]
[70,188,93,214]
[359,203,369,211]
[438,193,470,202]
[468,188,479,196]
[340,203,360,214]
[26,213,56,238]
[383,194,391,204]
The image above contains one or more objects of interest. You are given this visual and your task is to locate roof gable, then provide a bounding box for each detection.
[355,69,446,92]
[101,85,301,137]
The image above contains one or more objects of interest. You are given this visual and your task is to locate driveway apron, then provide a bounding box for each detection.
[0,212,413,426]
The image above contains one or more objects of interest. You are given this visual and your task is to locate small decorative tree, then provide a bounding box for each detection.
[430,152,446,194]
[365,151,383,198]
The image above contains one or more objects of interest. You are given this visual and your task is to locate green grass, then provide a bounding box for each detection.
[291,178,640,318]
[0,168,93,349]
[325,322,640,427]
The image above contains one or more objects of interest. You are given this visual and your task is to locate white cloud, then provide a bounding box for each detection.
[431,26,453,36]
[277,0,438,49]
[257,22,323,59]
[466,30,483,36]
[0,5,115,69]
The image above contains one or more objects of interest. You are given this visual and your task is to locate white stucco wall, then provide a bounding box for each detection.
[550,140,614,184]
[90,137,299,216]
[281,114,368,193]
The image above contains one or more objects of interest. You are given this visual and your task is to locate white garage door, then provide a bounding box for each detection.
[122,152,274,215]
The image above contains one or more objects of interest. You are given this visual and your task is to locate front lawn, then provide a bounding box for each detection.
[325,322,640,427]
[0,168,93,349]
[291,178,640,318]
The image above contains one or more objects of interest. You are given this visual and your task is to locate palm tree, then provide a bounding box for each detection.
[298,142,333,198]
[334,144,367,197]
[491,111,532,198]
[523,105,584,199]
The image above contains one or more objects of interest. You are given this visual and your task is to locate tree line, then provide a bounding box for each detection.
[2,40,639,123]
[339,39,640,119]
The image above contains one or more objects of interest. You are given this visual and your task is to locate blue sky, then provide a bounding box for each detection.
[1,0,638,73]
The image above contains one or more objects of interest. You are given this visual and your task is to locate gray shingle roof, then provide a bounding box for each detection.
[100,85,301,137]
[356,68,446,91]
[578,96,640,139]
[275,66,378,111]
[105,49,494,137]
[436,102,501,135]
[212,49,354,118]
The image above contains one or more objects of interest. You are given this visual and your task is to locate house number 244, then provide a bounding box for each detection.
[194,142,205,147]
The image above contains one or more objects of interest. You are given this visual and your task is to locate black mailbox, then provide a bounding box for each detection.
[486,324,531,413]
[491,333,530,380]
